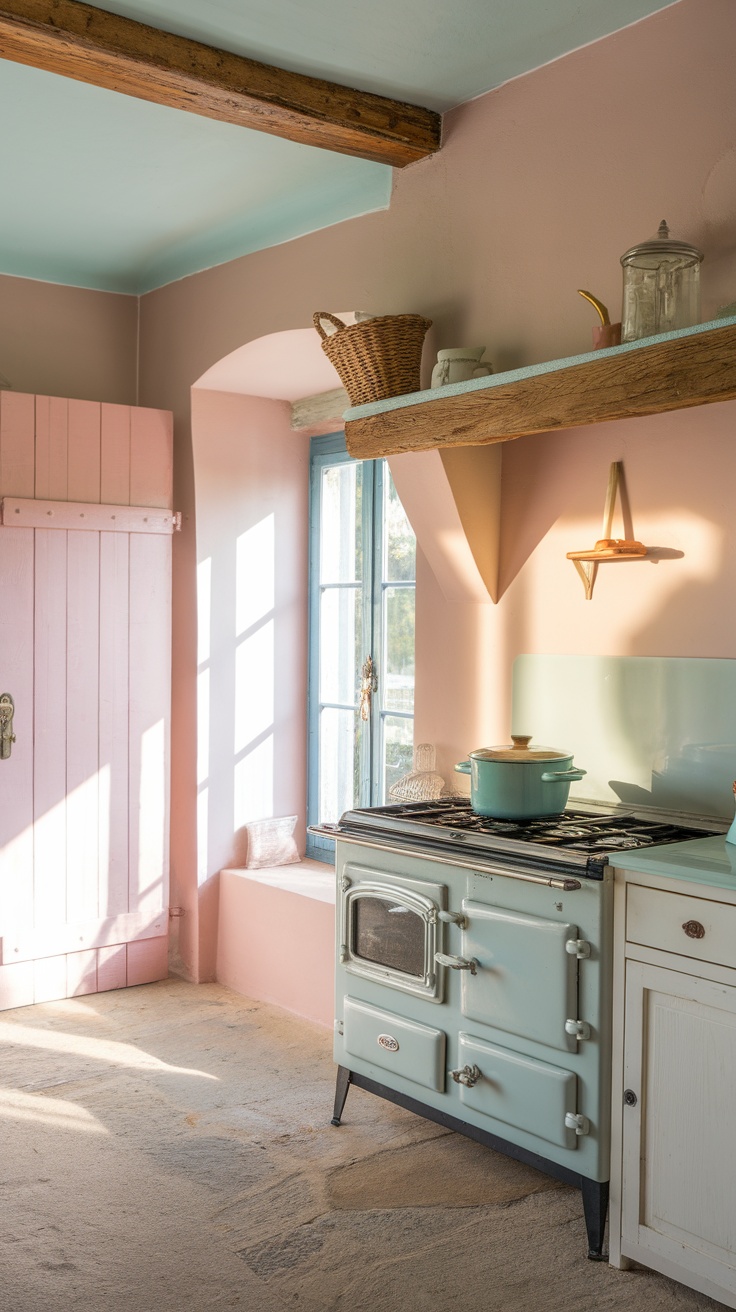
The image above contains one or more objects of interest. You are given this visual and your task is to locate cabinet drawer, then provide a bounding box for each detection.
[343,997,446,1092]
[627,883,736,969]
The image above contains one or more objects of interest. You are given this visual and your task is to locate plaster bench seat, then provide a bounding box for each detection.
[216,860,335,1028]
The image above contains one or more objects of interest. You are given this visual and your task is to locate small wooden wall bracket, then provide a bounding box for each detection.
[567,461,646,600]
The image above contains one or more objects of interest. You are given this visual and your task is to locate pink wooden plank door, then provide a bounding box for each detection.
[0,392,174,1010]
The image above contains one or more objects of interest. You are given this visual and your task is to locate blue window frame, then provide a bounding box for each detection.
[306,433,415,861]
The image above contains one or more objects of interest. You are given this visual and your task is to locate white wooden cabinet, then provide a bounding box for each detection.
[610,862,736,1307]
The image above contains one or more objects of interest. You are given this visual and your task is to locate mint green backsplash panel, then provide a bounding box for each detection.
[512,657,736,821]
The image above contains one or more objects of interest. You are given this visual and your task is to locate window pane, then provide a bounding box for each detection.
[384,470,415,582]
[383,586,415,712]
[320,462,363,584]
[319,706,361,822]
[320,586,362,705]
[383,715,414,798]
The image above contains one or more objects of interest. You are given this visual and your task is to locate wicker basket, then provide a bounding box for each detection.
[313,312,432,407]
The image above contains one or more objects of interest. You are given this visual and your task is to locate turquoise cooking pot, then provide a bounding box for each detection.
[455,734,586,819]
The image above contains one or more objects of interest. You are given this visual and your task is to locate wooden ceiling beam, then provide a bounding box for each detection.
[0,0,441,167]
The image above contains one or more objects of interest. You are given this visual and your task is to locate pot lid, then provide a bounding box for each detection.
[470,734,571,763]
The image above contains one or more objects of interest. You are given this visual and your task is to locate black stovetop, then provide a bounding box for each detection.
[328,796,719,879]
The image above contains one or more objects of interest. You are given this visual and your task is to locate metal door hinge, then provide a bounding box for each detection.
[173,512,182,531]
[565,1112,590,1136]
[0,693,15,760]
[565,1018,591,1041]
[450,1064,481,1088]
[340,875,352,892]
[168,906,185,918]
[339,945,349,963]
[437,909,469,929]
[565,938,591,958]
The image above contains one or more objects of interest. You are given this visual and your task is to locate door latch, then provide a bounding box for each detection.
[435,952,478,975]
[0,693,15,759]
[450,1064,481,1087]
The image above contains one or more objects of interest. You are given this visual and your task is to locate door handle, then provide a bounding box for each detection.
[0,693,15,759]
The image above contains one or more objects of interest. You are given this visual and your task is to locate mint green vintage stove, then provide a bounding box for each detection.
[315,796,716,1259]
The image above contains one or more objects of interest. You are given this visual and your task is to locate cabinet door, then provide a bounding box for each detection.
[622,959,736,1299]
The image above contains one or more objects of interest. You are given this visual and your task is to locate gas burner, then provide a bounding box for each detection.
[331,796,719,881]
[575,835,657,853]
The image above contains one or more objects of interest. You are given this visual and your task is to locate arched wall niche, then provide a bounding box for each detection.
[185,316,497,980]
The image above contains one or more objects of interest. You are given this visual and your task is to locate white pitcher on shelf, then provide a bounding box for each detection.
[431,346,493,388]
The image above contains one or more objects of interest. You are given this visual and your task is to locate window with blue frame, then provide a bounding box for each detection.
[306,433,416,861]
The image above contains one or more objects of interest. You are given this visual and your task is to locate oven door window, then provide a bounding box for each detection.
[342,879,443,1002]
[353,896,426,977]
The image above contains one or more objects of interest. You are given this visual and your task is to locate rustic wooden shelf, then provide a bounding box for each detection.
[343,316,736,459]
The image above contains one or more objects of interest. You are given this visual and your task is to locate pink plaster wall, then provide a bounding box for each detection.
[0,274,138,404]
[217,871,334,1028]
[136,0,736,978]
[189,389,310,979]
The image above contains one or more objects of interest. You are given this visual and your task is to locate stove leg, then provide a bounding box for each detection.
[331,1065,352,1126]
[581,1177,609,1260]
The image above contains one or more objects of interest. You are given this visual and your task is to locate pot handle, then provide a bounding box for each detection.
[454,760,471,775]
[541,768,587,783]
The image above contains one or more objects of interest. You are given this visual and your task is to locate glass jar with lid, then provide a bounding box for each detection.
[620,220,703,342]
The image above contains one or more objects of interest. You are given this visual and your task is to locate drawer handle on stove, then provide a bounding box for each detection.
[565,938,591,959]
[435,952,478,975]
[450,1064,481,1087]
[437,909,469,929]
[682,919,706,939]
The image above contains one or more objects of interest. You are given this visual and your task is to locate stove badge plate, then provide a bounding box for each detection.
[377,1033,400,1052]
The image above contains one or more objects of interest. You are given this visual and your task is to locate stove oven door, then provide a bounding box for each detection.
[459,901,581,1053]
[340,863,446,1003]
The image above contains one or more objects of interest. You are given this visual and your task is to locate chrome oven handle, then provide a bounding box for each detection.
[435,951,478,975]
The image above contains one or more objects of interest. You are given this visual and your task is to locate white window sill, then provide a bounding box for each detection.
[220,859,335,905]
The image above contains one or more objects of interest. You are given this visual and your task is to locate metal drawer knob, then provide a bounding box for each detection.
[450,1064,481,1088]
[682,919,705,939]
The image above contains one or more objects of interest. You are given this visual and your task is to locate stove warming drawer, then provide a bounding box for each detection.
[343,997,446,1092]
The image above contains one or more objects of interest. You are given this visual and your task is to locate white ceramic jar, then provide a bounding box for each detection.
[431,347,493,388]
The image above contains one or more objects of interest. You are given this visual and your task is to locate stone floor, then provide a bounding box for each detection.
[0,979,723,1311]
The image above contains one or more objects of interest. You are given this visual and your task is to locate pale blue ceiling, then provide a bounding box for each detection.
[0,0,678,294]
